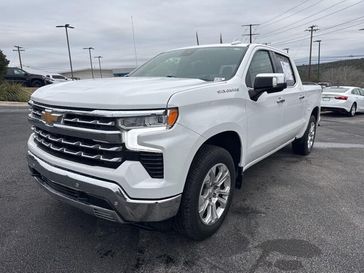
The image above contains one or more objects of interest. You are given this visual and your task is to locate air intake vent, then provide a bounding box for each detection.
[139,152,164,179]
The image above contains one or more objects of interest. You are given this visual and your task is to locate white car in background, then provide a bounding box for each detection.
[321,86,364,117]
[45,74,71,84]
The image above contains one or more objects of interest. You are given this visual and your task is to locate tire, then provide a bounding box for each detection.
[175,145,235,241]
[31,79,44,87]
[292,115,317,155]
[347,103,357,117]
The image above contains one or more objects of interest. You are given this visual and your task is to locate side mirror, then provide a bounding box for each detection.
[249,73,287,101]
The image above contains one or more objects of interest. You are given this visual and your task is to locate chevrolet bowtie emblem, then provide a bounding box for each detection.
[41,110,62,126]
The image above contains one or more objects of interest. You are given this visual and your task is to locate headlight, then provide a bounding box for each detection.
[117,108,178,130]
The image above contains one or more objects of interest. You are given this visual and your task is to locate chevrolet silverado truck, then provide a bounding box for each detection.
[27,43,321,240]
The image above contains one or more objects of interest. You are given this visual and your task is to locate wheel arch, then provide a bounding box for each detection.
[186,129,244,189]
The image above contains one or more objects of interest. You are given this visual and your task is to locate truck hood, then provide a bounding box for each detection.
[31,77,207,109]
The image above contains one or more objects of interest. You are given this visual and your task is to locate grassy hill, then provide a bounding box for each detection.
[297,58,364,87]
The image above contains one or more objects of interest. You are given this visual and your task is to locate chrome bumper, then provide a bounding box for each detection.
[27,152,181,223]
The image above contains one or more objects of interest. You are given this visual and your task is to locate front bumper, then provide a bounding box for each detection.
[27,152,181,223]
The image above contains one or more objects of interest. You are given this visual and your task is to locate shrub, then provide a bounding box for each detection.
[0,50,9,82]
[0,82,33,102]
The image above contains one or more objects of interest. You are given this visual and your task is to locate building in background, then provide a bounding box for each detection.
[60,67,135,80]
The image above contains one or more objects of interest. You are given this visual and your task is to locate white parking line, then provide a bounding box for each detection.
[315,142,364,149]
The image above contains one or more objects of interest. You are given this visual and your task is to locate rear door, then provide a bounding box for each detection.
[272,52,306,141]
[245,50,286,164]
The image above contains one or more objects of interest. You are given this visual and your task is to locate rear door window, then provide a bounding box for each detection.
[273,53,296,86]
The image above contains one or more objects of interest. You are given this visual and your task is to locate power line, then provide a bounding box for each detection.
[261,0,355,39]
[13,45,25,69]
[260,0,324,31]
[260,0,313,25]
[241,24,259,43]
[273,19,364,46]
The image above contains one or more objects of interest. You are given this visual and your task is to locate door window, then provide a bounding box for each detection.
[13,68,26,76]
[274,53,296,86]
[245,50,274,88]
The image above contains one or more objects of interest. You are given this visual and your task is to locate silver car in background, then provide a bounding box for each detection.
[321,86,364,117]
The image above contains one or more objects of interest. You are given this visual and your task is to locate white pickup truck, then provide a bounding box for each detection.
[27,43,321,240]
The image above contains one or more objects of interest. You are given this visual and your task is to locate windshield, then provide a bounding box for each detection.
[129,47,247,81]
[324,87,349,93]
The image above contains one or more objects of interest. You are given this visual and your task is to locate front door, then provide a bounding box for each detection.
[245,50,286,164]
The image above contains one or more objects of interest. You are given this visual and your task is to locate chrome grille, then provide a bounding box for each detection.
[33,127,123,165]
[28,101,164,177]
[29,102,119,131]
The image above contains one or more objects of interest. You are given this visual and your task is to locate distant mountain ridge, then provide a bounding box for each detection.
[297,58,364,87]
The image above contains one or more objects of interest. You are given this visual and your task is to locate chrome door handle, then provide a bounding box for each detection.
[299,95,305,100]
[276,97,285,104]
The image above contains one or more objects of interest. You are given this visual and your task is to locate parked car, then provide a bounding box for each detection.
[45,74,71,84]
[321,86,364,116]
[4,67,51,87]
[27,43,322,240]
[318,82,331,88]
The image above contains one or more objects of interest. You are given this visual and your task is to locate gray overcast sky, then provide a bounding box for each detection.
[1,0,364,73]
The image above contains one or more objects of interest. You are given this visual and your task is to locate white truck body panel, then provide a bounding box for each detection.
[27,43,322,223]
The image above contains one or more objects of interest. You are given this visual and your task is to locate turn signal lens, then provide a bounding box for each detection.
[167,108,179,128]
[335,96,348,100]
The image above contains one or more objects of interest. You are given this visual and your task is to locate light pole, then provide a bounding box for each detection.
[56,24,75,79]
[94,56,103,78]
[83,47,94,79]
[314,40,322,82]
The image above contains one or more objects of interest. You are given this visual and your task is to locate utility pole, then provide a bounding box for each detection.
[83,47,95,79]
[305,25,319,80]
[314,40,322,82]
[56,24,75,79]
[241,24,259,43]
[283,48,289,54]
[13,46,24,69]
[94,56,103,78]
[196,32,200,45]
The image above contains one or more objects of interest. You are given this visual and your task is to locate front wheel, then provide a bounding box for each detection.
[175,145,235,241]
[292,115,317,155]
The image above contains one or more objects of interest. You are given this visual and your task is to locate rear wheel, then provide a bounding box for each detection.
[292,115,317,155]
[347,103,357,117]
[175,145,235,240]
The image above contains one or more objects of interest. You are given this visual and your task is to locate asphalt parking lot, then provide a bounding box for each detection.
[0,107,363,273]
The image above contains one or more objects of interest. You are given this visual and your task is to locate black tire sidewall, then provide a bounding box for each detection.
[307,116,317,153]
[349,103,356,117]
[179,145,235,240]
[31,80,43,87]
